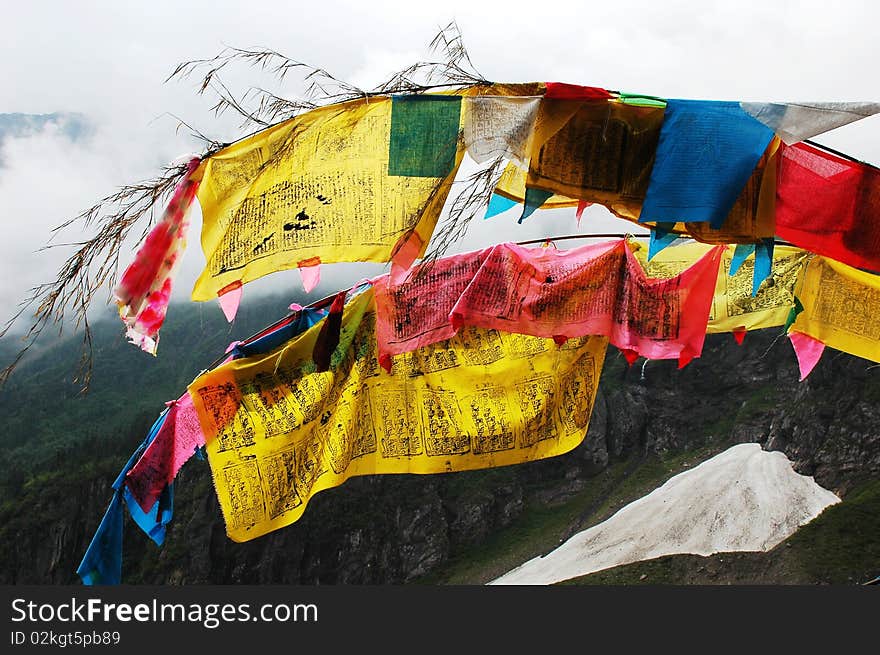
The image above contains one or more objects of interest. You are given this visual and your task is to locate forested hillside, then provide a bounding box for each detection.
[1,295,878,585]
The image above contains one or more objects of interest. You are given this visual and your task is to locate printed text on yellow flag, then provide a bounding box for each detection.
[188,289,608,542]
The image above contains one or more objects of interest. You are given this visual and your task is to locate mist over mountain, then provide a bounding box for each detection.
[0,112,91,147]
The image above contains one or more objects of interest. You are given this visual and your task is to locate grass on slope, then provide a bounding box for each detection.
[559,478,880,585]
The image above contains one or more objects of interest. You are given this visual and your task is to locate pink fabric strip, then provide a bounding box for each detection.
[125,392,206,513]
[373,247,493,365]
[298,258,321,293]
[217,282,243,323]
[575,200,591,226]
[789,331,825,381]
[114,158,201,354]
[390,230,425,286]
[611,244,723,363]
[450,240,627,342]
[374,240,722,366]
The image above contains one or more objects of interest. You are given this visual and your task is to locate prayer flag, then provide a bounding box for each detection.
[775,141,880,273]
[788,331,825,381]
[462,96,540,165]
[790,256,880,364]
[639,100,774,228]
[191,96,464,300]
[189,289,608,542]
[634,242,811,334]
[526,100,665,218]
[741,101,880,145]
[114,158,200,353]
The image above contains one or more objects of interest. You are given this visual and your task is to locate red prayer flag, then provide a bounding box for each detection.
[544,82,614,101]
[775,142,880,272]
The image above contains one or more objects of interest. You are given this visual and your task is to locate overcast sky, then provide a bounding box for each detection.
[2,0,879,345]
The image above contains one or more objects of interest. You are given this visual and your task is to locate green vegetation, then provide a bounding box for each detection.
[0,295,296,497]
[1,297,876,585]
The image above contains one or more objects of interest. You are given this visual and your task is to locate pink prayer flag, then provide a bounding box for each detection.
[217,281,242,323]
[374,239,722,366]
[613,245,722,362]
[448,240,722,363]
[451,240,626,340]
[114,158,200,354]
[125,392,206,513]
[373,247,493,363]
[789,331,825,381]
[297,257,321,293]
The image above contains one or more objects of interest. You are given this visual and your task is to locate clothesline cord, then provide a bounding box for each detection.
[199,232,793,374]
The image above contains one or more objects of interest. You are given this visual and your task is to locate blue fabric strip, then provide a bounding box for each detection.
[518,187,553,224]
[639,99,774,228]
[76,492,124,586]
[123,484,173,547]
[78,410,170,585]
[648,223,679,260]
[729,243,756,276]
[484,193,519,219]
[752,238,774,296]
[78,298,338,585]
[231,308,326,358]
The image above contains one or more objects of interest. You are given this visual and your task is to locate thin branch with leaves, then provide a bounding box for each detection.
[0,163,193,388]
[1,21,495,388]
[422,155,507,267]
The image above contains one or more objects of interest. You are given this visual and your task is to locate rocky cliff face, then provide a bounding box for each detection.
[3,328,879,584]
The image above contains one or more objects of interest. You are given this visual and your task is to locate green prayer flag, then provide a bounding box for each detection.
[389,95,462,177]
[784,296,805,332]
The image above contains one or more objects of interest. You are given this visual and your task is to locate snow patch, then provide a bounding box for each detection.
[490,443,840,585]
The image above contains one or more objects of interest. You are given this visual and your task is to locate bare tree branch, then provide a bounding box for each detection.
[0,162,194,389]
[422,155,506,270]
[2,21,496,388]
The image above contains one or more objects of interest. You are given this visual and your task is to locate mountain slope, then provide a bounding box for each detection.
[0,299,878,584]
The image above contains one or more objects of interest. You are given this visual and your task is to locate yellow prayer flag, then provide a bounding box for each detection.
[791,256,880,363]
[191,96,464,301]
[189,289,607,542]
[633,241,810,333]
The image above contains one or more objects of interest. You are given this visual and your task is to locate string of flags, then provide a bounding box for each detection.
[81,80,880,583]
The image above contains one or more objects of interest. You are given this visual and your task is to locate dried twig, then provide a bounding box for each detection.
[0,163,193,389]
[2,21,492,388]
[423,155,506,267]
[166,22,488,131]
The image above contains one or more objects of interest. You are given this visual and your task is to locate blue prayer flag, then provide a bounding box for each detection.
[484,193,519,220]
[640,100,774,228]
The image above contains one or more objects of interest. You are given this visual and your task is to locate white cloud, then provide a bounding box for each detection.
[1,0,878,341]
